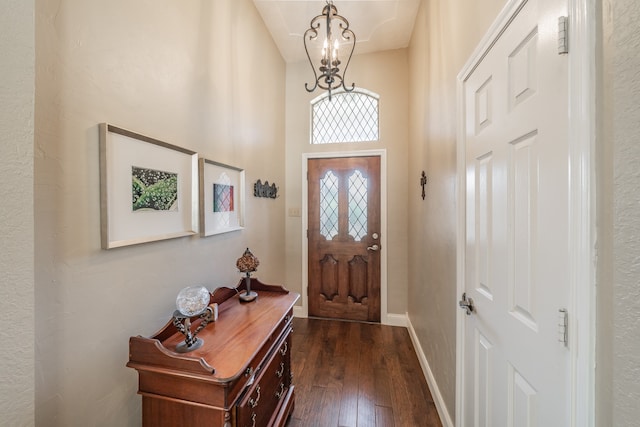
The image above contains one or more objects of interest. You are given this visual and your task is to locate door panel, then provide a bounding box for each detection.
[461,0,569,425]
[308,156,381,322]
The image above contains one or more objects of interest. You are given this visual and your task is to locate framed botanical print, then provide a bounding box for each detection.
[99,123,198,249]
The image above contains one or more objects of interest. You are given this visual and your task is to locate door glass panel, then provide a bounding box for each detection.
[320,170,339,240]
[348,170,368,241]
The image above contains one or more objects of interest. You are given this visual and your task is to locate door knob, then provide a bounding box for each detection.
[459,292,475,315]
[367,244,380,251]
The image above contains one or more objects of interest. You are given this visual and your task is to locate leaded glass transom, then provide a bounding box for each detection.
[311,89,379,144]
[348,170,368,241]
[320,171,339,240]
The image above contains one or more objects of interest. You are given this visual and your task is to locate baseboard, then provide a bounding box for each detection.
[292,307,407,328]
[384,312,408,327]
[406,316,455,427]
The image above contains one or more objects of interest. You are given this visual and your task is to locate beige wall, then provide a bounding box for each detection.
[34,0,285,425]
[407,0,506,420]
[284,49,410,316]
[0,0,36,425]
[598,0,640,425]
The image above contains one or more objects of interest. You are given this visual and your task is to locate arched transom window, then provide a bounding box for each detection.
[311,89,380,144]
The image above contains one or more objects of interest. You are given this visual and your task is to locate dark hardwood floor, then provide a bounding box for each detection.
[286,317,442,427]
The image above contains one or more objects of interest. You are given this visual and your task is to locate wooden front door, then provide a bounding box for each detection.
[307,156,381,322]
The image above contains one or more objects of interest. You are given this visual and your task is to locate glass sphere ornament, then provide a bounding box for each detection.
[172,285,214,353]
[176,285,210,317]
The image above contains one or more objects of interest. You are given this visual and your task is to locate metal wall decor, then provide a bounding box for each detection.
[420,171,427,200]
[254,179,278,199]
[253,180,278,199]
[304,0,356,101]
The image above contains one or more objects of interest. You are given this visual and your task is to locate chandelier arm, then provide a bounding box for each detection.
[331,15,349,29]
[309,14,325,29]
[340,28,356,92]
[304,27,320,93]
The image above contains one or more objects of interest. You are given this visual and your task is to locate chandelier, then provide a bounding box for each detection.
[304,0,356,101]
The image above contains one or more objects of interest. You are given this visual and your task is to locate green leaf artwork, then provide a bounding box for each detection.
[132,166,178,211]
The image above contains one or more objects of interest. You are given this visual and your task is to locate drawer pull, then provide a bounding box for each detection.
[284,314,291,324]
[245,366,254,377]
[275,382,285,400]
[249,385,261,408]
[249,412,256,427]
[279,341,288,356]
[276,362,285,378]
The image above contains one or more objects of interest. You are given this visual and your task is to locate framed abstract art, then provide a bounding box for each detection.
[199,158,245,236]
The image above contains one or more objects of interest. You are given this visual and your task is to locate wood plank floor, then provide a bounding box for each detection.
[286,318,442,427]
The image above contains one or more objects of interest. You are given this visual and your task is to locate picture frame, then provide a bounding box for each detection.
[199,158,245,236]
[99,123,198,249]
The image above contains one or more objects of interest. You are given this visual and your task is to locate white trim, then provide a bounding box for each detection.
[455,50,468,427]
[454,0,597,425]
[567,0,597,425]
[407,316,454,427]
[301,150,390,324]
[384,313,408,327]
[293,305,306,318]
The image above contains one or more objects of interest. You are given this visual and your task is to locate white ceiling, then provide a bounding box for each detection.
[252,0,422,63]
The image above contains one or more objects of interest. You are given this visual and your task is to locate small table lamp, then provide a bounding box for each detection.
[236,247,259,302]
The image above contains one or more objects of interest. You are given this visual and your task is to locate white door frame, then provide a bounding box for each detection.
[300,149,391,324]
[454,0,597,426]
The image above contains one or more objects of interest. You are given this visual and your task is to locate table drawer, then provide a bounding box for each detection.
[226,309,293,406]
[236,333,291,427]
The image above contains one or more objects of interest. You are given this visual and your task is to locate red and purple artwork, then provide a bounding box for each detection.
[213,184,234,212]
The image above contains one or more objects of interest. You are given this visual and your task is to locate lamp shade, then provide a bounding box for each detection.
[236,248,259,273]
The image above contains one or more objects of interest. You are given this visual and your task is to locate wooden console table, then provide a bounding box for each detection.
[127,279,299,427]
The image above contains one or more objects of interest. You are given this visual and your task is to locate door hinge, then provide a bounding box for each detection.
[558,308,568,347]
[558,16,569,54]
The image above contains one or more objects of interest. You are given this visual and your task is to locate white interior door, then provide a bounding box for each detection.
[458,0,570,425]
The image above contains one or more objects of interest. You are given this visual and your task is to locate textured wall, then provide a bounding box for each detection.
[284,49,410,317]
[610,0,640,424]
[34,0,285,425]
[0,1,36,425]
[406,0,506,421]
